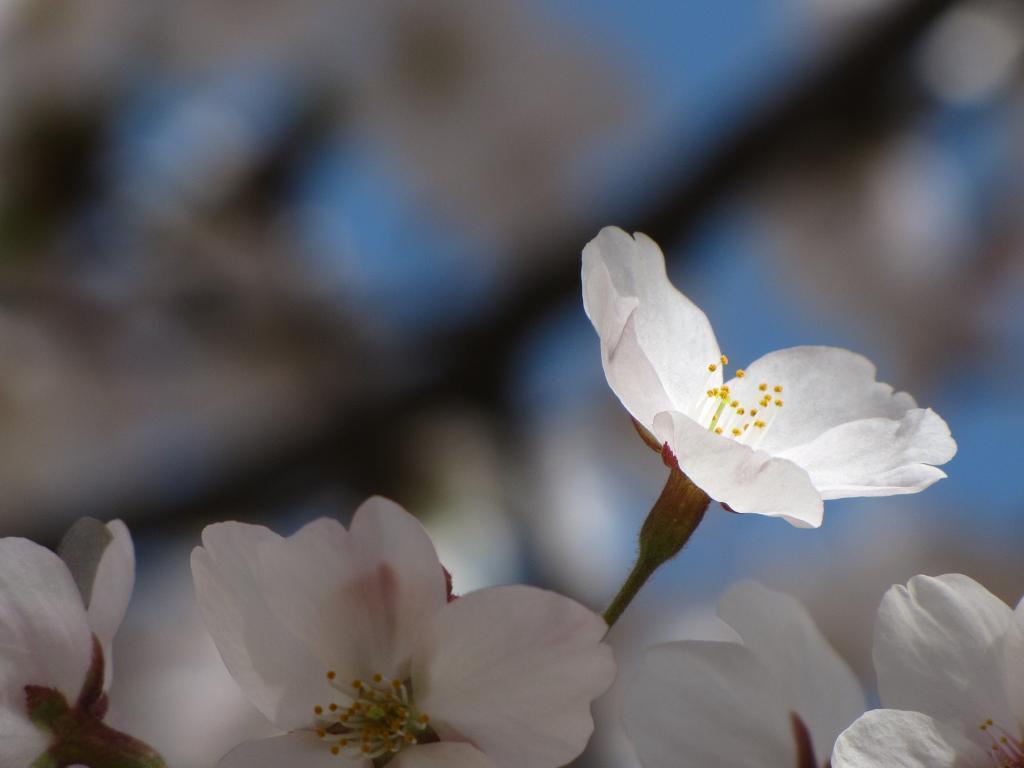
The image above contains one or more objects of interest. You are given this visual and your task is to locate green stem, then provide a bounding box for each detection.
[602,553,662,628]
[603,464,710,627]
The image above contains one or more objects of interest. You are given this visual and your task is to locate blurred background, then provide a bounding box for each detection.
[1,0,1022,765]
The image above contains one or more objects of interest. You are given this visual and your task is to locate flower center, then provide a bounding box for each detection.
[313,671,431,760]
[696,355,784,448]
[979,718,1024,767]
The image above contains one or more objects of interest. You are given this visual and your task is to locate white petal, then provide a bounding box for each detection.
[390,743,496,768]
[831,710,986,768]
[0,538,93,705]
[216,734,369,768]
[414,586,614,768]
[653,411,824,527]
[582,226,721,428]
[259,498,448,685]
[778,409,955,499]
[0,706,49,767]
[874,574,1016,728]
[724,346,921,454]
[87,520,135,688]
[624,641,795,768]
[1005,608,1024,727]
[718,582,866,760]
[192,521,335,731]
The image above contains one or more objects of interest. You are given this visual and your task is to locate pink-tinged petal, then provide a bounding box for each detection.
[718,582,866,760]
[0,538,92,705]
[778,409,955,499]
[192,521,335,731]
[831,710,986,768]
[624,641,795,768]
[216,734,369,768]
[413,586,614,768]
[390,743,497,768]
[583,227,721,428]
[653,411,824,527]
[724,346,920,454]
[874,574,1016,729]
[0,706,49,767]
[86,520,135,689]
[259,498,448,686]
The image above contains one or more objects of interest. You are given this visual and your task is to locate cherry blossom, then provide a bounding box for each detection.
[192,496,615,768]
[582,225,956,527]
[0,519,158,768]
[624,581,865,768]
[833,574,1024,768]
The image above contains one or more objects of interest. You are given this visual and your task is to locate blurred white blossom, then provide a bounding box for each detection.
[0,519,136,766]
[833,574,1024,768]
[625,581,866,768]
[192,497,615,768]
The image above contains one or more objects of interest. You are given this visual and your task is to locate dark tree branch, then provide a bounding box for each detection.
[25,0,964,537]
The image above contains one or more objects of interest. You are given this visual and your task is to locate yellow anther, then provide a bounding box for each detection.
[326,671,336,681]
[775,399,783,407]
[730,400,739,408]
[731,428,741,436]
[707,389,715,397]
[329,703,338,712]
[314,705,324,715]
[758,383,767,391]
[714,427,723,434]
[418,714,430,724]
[735,369,745,378]
[720,355,728,365]
[373,674,383,683]
[331,746,340,755]
[737,408,745,415]
[708,364,717,372]
[774,385,783,393]
[317,729,326,738]
[754,421,766,428]
[750,409,758,416]
[351,680,362,689]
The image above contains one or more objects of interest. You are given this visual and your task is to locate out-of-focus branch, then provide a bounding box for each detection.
[27,0,965,537]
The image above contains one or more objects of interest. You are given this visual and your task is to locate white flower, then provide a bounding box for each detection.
[192,497,616,768]
[0,519,135,767]
[582,226,957,527]
[832,574,1024,768]
[624,581,866,768]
